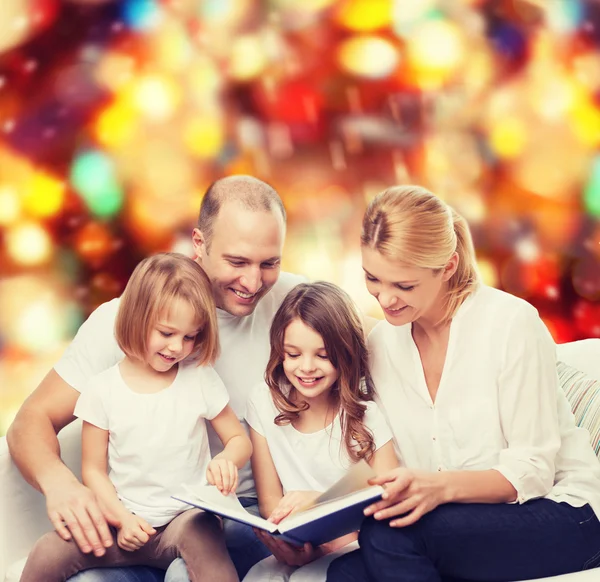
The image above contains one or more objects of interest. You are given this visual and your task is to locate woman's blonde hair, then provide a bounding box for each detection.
[361,185,479,324]
[265,282,376,463]
[115,252,219,366]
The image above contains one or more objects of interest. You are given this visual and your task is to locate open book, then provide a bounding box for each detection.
[172,460,382,547]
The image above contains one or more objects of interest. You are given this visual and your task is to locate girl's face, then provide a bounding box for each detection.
[282,318,339,406]
[146,298,202,372]
[361,246,456,327]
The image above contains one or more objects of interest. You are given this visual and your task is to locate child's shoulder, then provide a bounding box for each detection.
[248,381,273,406]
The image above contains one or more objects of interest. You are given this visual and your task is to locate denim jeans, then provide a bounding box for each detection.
[68,498,270,582]
[327,500,600,582]
[166,497,270,582]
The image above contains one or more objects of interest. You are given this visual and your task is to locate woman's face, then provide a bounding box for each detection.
[361,246,456,327]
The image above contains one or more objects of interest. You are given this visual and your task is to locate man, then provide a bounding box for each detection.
[7,175,306,581]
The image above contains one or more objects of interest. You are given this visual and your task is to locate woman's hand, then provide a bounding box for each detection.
[268,490,321,524]
[253,529,323,566]
[206,458,239,496]
[364,467,448,527]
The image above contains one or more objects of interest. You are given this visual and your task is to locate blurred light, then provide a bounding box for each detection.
[571,94,600,147]
[0,186,22,226]
[337,35,399,79]
[335,0,393,32]
[183,116,224,158]
[489,118,527,159]
[6,222,53,266]
[406,19,464,88]
[74,221,114,264]
[584,156,600,217]
[477,258,498,287]
[393,0,437,35]
[546,0,583,34]
[70,150,124,218]
[95,101,137,148]
[133,75,180,121]
[153,21,191,72]
[515,236,540,262]
[572,256,600,301]
[95,52,136,92]
[229,34,269,81]
[23,172,65,218]
[122,0,161,31]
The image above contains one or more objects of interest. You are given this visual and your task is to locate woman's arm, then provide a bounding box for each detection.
[81,421,131,522]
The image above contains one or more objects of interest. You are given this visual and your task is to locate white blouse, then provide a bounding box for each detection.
[368,285,600,517]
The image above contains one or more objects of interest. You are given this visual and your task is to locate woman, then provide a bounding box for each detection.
[327,185,600,582]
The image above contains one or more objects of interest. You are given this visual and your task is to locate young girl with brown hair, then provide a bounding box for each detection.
[21,253,252,582]
[244,281,398,580]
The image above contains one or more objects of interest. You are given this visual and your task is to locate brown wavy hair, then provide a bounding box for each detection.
[362,185,480,325]
[265,282,375,462]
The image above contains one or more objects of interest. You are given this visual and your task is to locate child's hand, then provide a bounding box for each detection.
[206,458,239,496]
[268,490,321,524]
[117,513,156,552]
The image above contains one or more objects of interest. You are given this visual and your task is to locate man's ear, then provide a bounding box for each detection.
[191,228,207,260]
[442,252,459,282]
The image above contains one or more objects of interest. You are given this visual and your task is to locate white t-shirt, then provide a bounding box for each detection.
[245,382,393,493]
[368,284,600,517]
[55,272,306,497]
[74,362,228,527]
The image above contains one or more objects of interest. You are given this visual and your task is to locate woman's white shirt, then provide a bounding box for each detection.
[245,382,392,493]
[368,285,600,517]
[74,362,229,527]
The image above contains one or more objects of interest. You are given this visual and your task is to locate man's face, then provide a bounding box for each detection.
[193,201,285,317]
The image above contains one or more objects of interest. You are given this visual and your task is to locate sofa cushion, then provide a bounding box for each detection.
[557,362,600,457]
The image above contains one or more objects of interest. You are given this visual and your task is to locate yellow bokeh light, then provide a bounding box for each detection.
[489,118,528,159]
[95,52,136,93]
[6,222,53,266]
[0,186,22,226]
[336,0,393,32]
[337,35,399,79]
[23,172,65,219]
[96,101,137,148]
[183,117,224,159]
[570,92,600,147]
[229,35,269,81]
[406,20,465,87]
[133,75,180,121]
[477,258,498,287]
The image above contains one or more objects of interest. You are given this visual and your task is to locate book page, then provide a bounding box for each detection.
[180,485,277,532]
[311,459,376,506]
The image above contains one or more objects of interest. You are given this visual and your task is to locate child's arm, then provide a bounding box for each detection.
[249,426,285,518]
[208,404,252,495]
[82,421,156,551]
[369,440,400,473]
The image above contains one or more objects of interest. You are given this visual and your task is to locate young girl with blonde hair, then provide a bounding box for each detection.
[244,281,398,581]
[327,185,600,582]
[21,253,252,582]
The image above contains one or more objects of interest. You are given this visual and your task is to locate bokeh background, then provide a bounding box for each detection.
[1,0,600,436]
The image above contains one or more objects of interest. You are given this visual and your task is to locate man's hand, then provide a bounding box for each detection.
[117,513,156,552]
[253,529,323,566]
[45,479,120,556]
[268,490,321,525]
[207,458,239,496]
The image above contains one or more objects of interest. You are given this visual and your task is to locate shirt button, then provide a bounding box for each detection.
[437,466,442,471]
[432,436,436,441]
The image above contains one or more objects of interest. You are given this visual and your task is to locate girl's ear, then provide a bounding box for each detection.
[442,251,459,282]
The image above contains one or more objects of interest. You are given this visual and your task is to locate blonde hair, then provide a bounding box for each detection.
[361,185,479,324]
[115,253,219,366]
[265,282,376,463]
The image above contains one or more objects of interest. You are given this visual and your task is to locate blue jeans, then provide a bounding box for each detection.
[68,498,270,582]
[327,500,600,582]
[166,497,271,581]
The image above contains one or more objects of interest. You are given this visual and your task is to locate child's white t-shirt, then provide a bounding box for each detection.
[54,272,306,498]
[74,361,229,527]
[245,382,393,493]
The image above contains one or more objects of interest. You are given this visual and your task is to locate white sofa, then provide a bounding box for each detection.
[2,339,600,582]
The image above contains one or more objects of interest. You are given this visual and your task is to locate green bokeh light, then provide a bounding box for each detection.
[584,157,600,218]
[70,150,124,218]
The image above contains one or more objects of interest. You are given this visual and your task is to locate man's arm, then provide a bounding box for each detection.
[7,370,116,555]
